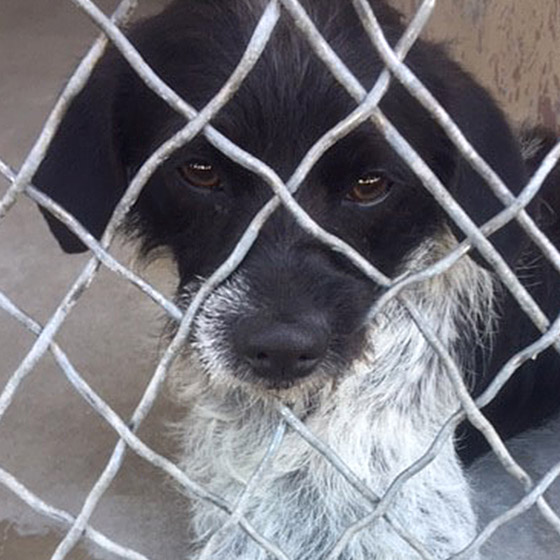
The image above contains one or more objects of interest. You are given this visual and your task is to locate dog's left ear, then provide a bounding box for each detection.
[444,79,528,269]
[33,58,128,253]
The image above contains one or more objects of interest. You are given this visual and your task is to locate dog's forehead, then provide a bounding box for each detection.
[211,52,359,168]
[130,0,403,162]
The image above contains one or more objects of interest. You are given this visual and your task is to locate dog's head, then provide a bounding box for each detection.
[34,0,527,393]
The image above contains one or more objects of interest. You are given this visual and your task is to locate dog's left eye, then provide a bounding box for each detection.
[346,174,392,206]
[178,161,221,190]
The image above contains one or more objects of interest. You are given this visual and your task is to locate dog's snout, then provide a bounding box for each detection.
[234,317,329,381]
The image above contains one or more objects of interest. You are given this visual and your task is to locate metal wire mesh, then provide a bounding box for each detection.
[1,0,560,558]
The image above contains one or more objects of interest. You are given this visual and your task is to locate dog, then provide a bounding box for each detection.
[33,0,560,558]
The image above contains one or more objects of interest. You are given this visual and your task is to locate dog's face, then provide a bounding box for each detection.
[34,0,527,394]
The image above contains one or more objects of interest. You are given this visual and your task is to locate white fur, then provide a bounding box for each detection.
[168,231,493,559]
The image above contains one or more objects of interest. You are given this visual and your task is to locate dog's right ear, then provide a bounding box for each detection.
[33,59,127,253]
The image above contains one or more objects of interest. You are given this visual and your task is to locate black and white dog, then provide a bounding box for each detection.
[34,1,560,558]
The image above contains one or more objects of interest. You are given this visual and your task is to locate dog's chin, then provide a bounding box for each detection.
[226,366,341,404]
[245,375,304,393]
[177,347,341,405]
[237,369,332,396]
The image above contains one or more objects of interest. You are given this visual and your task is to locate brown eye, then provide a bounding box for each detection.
[178,161,221,190]
[346,174,392,205]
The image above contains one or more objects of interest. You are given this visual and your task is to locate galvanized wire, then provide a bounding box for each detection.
[0,465,151,560]
[0,289,289,560]
[0,0,138,219]
[1,0,559,559]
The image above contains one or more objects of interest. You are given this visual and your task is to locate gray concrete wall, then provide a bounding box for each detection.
[391,0,560,132]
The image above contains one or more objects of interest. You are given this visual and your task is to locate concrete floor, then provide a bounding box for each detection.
[0,1,559,559]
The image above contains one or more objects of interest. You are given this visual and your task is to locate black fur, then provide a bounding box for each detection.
[34,0,560,462]
[461,131,560,462]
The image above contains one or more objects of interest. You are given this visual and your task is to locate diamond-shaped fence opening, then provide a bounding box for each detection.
[1,1,560,559]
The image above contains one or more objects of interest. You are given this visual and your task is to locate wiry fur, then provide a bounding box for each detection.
[168,233,493,559]
[31,0,560,557]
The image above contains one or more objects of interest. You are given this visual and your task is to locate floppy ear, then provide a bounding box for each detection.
[445,78,528,269]
[33,60,127,253]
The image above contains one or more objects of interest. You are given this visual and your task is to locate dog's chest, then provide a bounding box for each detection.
[177,373,478,559]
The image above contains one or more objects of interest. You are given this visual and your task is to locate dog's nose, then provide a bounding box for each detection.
[234,318,329,381]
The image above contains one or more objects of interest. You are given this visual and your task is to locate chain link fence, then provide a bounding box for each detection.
[1,0,560,558]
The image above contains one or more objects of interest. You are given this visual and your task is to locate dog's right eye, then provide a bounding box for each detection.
[178,161,221,190]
